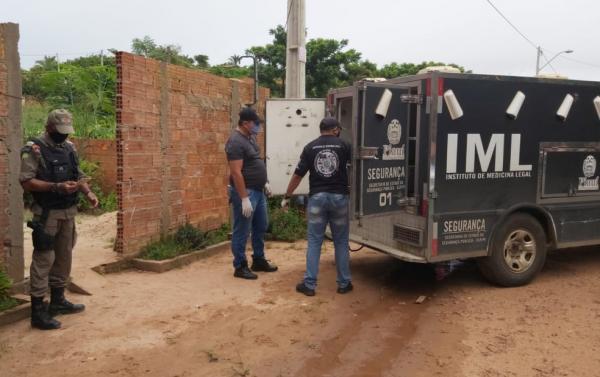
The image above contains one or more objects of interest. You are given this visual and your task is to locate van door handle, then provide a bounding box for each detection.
[359,147,381,160]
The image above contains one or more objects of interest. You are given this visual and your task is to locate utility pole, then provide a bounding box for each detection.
[56,53,60,72]
[285,0,306,98]
[100,49,104,66]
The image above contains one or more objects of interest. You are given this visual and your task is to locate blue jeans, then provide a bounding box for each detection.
[229,187,268,268]
[304,192,351,290]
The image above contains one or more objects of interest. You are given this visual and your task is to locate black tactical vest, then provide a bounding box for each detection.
[32,138,80,209]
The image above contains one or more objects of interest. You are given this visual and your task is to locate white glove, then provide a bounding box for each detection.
[280,198,290,209]
[264,183,272,197]
[241,197,253,218]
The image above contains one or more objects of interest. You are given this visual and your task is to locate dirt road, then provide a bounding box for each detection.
[2,212,600,377]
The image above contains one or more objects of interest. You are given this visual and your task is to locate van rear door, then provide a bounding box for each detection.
[356,83,417,217]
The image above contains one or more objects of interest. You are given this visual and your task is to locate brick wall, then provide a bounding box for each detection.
[115,52,268,255]
[72,138,117,193]
[0,26,8,268]
[0,23,24,283]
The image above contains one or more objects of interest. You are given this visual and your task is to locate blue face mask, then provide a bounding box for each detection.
[250,121,261,135]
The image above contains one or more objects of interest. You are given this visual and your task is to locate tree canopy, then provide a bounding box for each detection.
[20,28,468,139]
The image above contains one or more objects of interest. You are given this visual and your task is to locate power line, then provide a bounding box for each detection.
[485,0,600,72]
[485,0,538,49]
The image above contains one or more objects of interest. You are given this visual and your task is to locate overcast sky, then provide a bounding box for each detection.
[4,0,600,81]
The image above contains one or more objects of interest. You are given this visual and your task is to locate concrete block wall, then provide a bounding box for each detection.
[0,23,24,283]
[115,52,268,255]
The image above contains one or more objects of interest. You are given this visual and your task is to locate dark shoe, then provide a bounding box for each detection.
[337,282,354,294]
[251,258,278,272]
[31,296,61,330]
[296,282,315,297]
[234,265,258,280]
[48,287,85,316]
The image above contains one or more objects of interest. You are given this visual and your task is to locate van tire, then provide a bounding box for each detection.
[477,213,547,287]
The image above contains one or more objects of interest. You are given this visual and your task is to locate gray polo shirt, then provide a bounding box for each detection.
[225,130,267,190]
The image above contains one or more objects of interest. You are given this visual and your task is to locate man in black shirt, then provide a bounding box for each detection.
[225,107,278,279]
[282,117,353,296]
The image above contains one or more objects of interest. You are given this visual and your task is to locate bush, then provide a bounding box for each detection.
[0,270,18,312]
[175,223,207,250]
[205,223,231,245]
[270,207,306,242]
[266,195,307,242]
[78,158,117,213]
[140,223,230,261]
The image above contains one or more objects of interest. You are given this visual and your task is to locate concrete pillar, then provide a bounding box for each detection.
[0,23,24,286]
[285,0,306,99]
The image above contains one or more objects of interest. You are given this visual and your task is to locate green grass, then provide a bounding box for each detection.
[266,195,307,242]
[0,270,17,312]
[22,100,116,141]
[0,297,19,312]
[140,223,230,261]
[22,101,50,140]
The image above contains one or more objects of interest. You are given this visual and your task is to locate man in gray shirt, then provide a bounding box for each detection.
[225,107,278,279]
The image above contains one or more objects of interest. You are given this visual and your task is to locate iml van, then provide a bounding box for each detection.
[328,72,600,286]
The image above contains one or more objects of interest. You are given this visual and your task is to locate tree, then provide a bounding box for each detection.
[194,54,209,69]
[247,25,287,97]
[228,54,243,66]
[305,38,363,97]
[131,36,194,67]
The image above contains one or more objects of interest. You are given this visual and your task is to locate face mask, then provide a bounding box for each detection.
[49,132,68,144]
[250,121,261,135]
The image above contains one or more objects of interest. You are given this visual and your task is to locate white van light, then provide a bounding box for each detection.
[594,96,600,120]
[556,94,574,121]
[443,89,463,120]
[506,91,526,119]
[375,88,392,119]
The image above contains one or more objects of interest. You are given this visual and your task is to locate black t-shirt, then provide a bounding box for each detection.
[225,130,267,190]
[295,135,351,196]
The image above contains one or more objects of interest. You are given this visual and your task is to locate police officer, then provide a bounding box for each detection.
[20,109,98,330]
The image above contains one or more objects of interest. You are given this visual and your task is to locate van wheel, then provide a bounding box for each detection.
[477,213,547,287]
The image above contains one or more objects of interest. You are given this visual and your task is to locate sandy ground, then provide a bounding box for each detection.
[2,212,600,377]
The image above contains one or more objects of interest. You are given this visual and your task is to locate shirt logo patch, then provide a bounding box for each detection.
[314,149,339,178]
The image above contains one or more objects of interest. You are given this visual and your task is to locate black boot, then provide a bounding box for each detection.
[31,296,61,330]
[234,261,258,280]
[251,258,278,272]
[48,287,85,316]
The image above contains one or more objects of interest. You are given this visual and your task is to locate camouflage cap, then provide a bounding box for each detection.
[47,109,74,134]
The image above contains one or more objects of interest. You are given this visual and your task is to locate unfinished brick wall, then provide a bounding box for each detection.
[115,52,268,255]
[0,23,24,284]
[73,138,117,193]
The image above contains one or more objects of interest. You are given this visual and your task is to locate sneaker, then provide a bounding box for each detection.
[234,266,258,280]
[296,282,315,297]
[251,258,278,272]
[337,282,354,294]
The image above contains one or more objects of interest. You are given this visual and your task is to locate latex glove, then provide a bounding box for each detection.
[280,197,290,210]
[241,197,253,218]
[264,183,272,197]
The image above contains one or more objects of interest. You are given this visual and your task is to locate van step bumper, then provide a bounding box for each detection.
[349,234,427,263]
